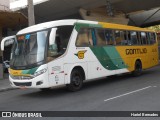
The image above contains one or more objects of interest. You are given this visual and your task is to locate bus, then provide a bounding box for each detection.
[1,19,159,91]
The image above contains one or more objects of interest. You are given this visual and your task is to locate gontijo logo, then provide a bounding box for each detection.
[126,48,147,55]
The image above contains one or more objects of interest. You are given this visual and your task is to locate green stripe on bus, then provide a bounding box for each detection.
[22,67,39,75]
[90,46,127,70]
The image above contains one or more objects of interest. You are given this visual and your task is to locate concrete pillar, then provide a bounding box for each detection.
[28,0,35,26]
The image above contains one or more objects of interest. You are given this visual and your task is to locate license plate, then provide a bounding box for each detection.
[20,86,27,89]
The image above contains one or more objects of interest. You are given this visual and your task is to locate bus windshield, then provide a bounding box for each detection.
[10,30,48,69]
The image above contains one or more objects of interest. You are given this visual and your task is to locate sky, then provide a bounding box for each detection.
[10,0,49,11]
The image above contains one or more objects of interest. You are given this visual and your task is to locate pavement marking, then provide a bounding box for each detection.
[104,86,152,102]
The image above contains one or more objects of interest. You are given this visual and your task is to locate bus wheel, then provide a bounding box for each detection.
[133,60,142,76]
[66,69,83,92]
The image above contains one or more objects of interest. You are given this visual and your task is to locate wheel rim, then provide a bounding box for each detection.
[136,62,142,73]
[72,73,81,86]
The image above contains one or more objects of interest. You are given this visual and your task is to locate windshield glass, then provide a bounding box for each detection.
[10,30,48,69]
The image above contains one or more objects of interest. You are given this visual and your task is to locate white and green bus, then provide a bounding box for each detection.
[1,19,159,91]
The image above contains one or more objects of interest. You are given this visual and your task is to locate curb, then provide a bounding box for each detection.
[0,87,18,93]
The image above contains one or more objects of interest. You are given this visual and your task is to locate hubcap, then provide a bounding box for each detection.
[136,63,142,72]
[72,73,81,86]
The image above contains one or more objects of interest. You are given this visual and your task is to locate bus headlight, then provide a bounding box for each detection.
[34,68,47,77]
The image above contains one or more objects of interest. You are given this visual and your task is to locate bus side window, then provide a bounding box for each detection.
[137,32,143,45]
[104,29,115,45]
[76,28,91,47]
[115,30,121,45]
[146,33,150,44]
[115,30,127,45]
[55,36,61,52]
[149,32,156,44]
[127,31,131,45]
[47,26,73,60]
[124,31,128,45]
[54,26,73,54]
[95,28,106,46]
[140,32,147,45]
[130,31,138,45]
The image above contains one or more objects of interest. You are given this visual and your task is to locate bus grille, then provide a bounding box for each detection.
[13,82,32,86]
[10,75,33,80]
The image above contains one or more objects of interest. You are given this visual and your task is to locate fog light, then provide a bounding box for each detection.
[36,81,43,86]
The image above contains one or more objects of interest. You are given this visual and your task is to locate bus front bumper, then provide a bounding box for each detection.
[9,74,49,89]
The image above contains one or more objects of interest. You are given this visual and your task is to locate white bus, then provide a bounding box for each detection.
[1,19,158,91]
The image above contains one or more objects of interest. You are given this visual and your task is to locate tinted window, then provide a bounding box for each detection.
[96,29,106,46]
[149,33,156,44]
[146,33,150,44]
[55,26,73,53]
[115,30,128,45]
[104,29,115,45]
[129,31,138,45]
[140,32,147,45]
[76,28,92,47]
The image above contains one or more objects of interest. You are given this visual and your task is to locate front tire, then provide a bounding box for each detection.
[66,69,83,92]
[132,60,142,76]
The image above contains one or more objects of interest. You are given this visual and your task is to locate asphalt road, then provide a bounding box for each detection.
[1,65,160,120]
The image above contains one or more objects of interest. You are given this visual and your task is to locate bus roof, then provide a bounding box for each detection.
[17,19,154,35]
[17,19,97,35]
[99,22,154,32]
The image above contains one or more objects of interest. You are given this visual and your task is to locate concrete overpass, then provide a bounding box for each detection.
[11,0,160,27]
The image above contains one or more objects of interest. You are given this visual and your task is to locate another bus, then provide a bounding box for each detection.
[1,19,159,91]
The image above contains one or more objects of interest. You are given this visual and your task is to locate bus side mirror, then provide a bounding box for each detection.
[49,28,57,46]
[1,36,15,51]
